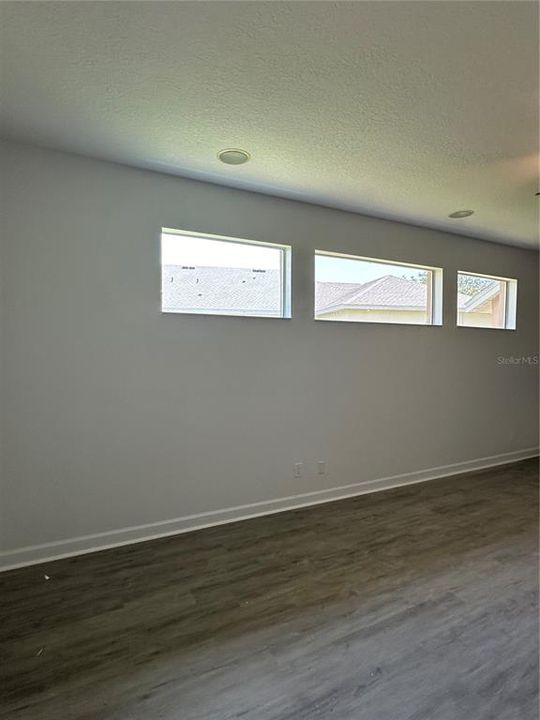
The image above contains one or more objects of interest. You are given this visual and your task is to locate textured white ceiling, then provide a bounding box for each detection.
[1,1,538,248]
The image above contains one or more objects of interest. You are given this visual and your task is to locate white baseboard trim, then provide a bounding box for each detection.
[1,447,537,572]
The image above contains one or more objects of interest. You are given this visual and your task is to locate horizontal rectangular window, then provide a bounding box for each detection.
[315,251,443,325]
[457,272,517,330]
[161,229,291,318]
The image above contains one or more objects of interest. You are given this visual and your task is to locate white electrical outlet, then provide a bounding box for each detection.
[294,462,303,478]
[317,461,327,476]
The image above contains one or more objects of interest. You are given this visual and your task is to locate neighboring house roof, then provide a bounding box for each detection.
[316,274,494,314]
[458,280,501,312]
[316,275,430,314]
[162,265,282,314]
[162,266,500,317]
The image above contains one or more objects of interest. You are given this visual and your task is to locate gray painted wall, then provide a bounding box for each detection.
[1,140,538,555]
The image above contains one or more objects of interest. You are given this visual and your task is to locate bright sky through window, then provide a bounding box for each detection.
[161,233,280,269]
[315,254,427,284]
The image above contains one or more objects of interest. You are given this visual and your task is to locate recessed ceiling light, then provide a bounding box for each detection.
[448,209,474,219]
[217,148,251,165]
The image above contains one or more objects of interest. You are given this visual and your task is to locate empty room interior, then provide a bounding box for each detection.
[1,2,539,719]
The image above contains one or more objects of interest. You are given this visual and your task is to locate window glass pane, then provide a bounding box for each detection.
[161,232,287,317]
[315,253,436,325]
[457,273,508,329]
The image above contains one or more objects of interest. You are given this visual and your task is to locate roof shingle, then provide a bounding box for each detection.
[162,265,282,315]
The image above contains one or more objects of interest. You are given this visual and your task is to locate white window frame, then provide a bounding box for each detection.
[456,271,517,331]
[314,250,443,326]
[161,228,292,318]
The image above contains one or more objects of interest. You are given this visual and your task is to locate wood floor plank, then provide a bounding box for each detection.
[0,459,538,719]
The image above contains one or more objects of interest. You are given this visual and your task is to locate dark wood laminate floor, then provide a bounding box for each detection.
[1,459,538,720]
